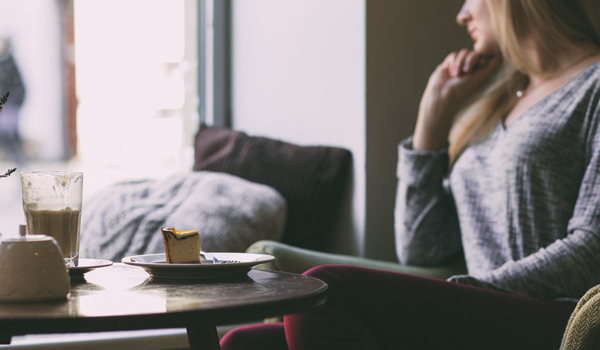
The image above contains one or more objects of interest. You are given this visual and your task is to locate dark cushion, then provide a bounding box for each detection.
[193,123,352,251]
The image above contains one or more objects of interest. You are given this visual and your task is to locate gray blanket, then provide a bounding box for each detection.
[80,171,286,261]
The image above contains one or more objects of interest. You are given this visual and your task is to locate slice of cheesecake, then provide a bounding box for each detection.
[161,227,202,264]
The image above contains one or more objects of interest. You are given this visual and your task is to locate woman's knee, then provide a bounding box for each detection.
[302,264,357,285]
[303,264,400,284]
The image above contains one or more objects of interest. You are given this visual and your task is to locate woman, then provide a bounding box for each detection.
[222,0,600,348]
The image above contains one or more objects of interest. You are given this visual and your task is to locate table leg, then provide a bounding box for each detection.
[187,324,220,350]
[0,334,11,345]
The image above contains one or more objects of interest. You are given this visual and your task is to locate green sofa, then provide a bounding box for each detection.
[247,239,467,279]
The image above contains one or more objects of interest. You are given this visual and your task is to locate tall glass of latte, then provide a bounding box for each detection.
[20,172,83,267]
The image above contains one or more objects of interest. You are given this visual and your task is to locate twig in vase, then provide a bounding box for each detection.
[0,92,14,179]
[0,91,14,179]
[0,168,16,178]
[0,92,8,114]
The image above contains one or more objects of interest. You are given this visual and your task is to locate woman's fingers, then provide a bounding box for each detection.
[413,50,501,151]
[469,54,502,82]
[423,49,502,107]
[448,50,497,77]
[462,51,481,74]
[450,49,471,77]
[449,54,502,101]
[435,52,457,78]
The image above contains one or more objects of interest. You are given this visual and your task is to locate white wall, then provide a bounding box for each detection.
[231,0,366,256]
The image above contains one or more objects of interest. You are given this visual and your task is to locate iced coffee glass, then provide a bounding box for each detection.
[21,172,83,267]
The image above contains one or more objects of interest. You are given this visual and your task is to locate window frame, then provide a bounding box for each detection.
[198,0,231,127]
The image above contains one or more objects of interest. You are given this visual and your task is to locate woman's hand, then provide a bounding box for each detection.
[412,50,501,151]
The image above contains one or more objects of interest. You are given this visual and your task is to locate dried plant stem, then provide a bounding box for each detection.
[0,92,8,114]
[0,92,14,179]
[0,168,16,178]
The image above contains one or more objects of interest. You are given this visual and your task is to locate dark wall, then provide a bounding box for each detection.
[365,0,470,261]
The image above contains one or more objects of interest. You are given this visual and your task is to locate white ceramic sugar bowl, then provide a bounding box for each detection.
[0,235,70,302]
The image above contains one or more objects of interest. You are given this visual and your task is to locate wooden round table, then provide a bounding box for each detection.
[0,263,328,350]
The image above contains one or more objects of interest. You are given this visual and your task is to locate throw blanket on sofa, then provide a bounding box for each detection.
[80,171,286,262]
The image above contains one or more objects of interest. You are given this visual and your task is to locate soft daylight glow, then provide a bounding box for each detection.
[74,0,187,177]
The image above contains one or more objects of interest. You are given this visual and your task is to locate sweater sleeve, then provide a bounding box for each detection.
[449,229,600,300]
[394,137,462,266]
[450,109,600,300]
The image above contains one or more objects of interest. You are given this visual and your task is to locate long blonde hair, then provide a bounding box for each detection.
[448,0,600,168]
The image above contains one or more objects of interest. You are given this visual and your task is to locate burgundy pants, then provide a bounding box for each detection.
[221,265,575,350]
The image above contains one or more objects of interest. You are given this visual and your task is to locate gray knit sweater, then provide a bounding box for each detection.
[395,61,600,301]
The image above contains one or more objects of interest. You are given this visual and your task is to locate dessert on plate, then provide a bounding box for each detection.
[161,227,202,264]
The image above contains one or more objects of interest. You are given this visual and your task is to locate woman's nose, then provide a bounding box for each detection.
[456,0,471,26]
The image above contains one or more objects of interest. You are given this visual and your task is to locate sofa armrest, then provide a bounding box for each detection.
[247,240,467,280]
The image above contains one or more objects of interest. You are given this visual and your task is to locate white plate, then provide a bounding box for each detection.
[121,253,275,280]
[69,259,113,279]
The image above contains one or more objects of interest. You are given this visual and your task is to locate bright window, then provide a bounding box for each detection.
[0,0,201,236]
[74,0,199,181]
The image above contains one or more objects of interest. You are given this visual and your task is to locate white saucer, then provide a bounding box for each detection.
[69,259,113,279]
[122,252,275,280]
